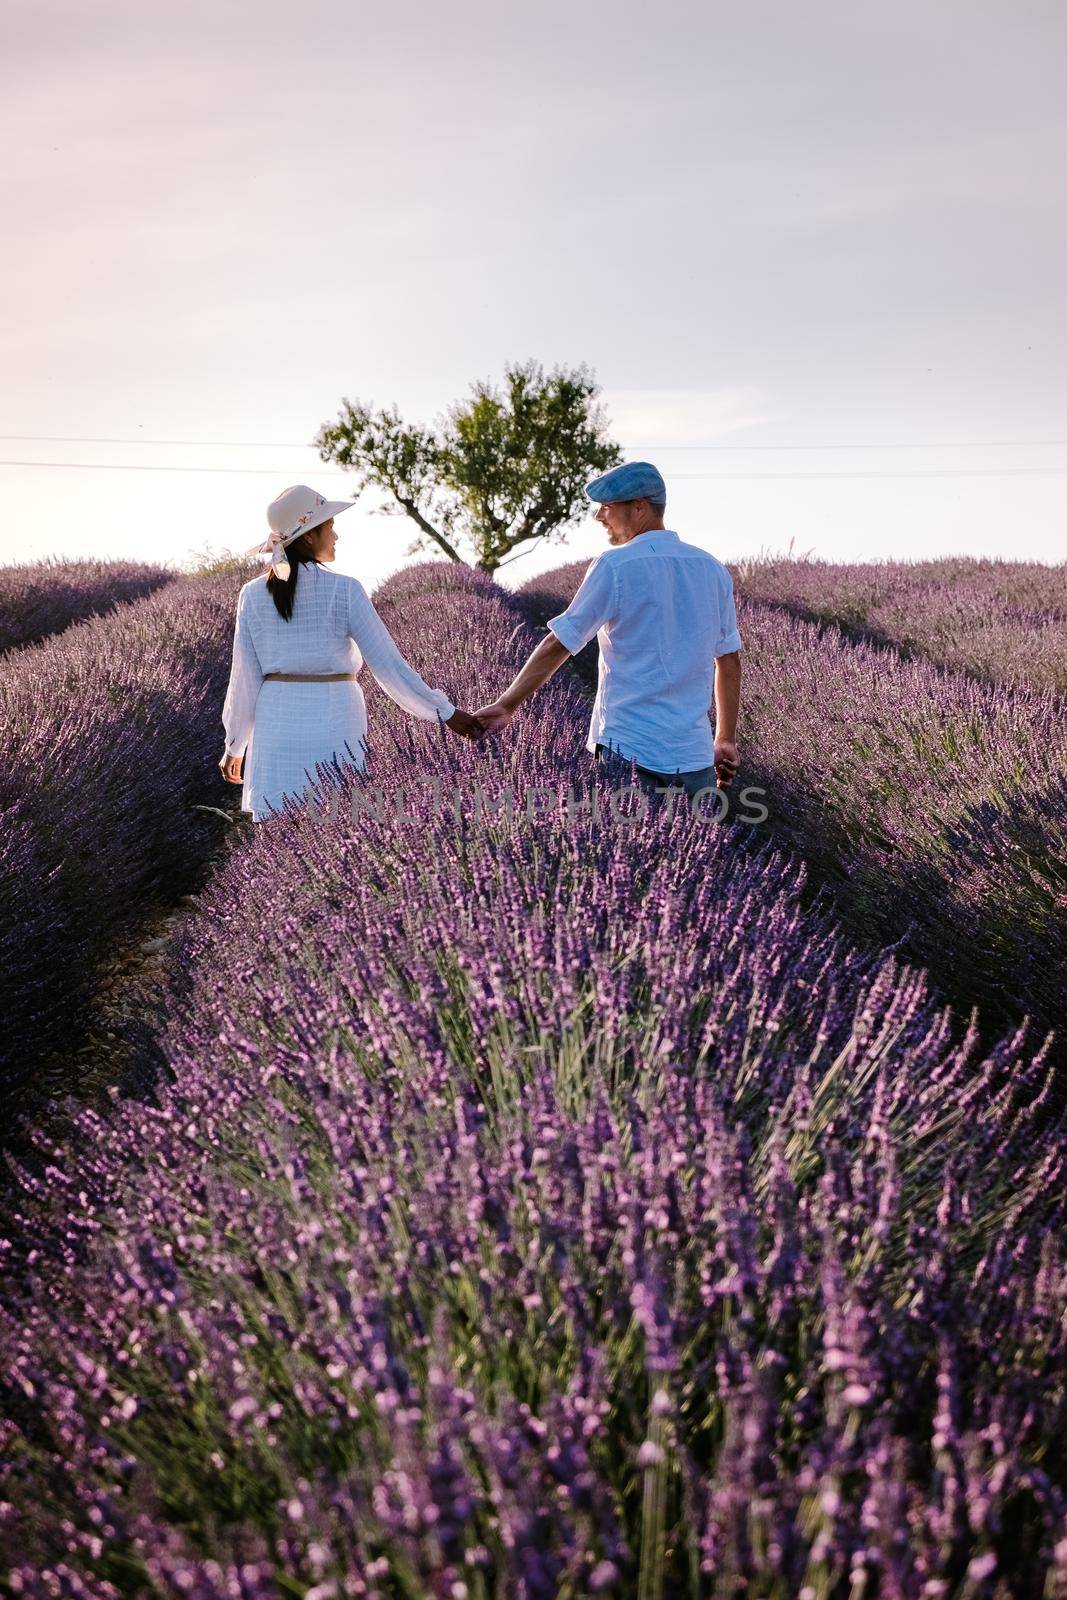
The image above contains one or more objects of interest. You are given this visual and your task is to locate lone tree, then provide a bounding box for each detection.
[315,359,622,574]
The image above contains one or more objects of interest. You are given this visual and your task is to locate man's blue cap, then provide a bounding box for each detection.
[585,460,666,504]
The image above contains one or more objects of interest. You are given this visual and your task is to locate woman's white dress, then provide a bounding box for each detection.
[221,564,455,821]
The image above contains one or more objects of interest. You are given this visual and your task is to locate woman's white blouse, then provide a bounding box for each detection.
[222,564,454,761]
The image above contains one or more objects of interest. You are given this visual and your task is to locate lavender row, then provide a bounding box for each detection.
[0,556,175,657]
[732,554,1067,696]
[0,570,249,1101]
[518,563,1067,1066]
[2,564,1064,1594]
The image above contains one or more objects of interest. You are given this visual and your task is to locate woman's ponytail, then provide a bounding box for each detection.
[266,533,321,621]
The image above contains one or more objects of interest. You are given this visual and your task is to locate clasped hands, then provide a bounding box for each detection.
[444,703,513,741]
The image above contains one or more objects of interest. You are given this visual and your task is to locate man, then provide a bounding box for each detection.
[474,461,742,798]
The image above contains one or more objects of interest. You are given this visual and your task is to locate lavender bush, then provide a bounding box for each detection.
[0,571,249,1099]
[2,564,1064,1596]
[0,557,175,656]
[731,555,1067,696]
[518,564,1067,1066]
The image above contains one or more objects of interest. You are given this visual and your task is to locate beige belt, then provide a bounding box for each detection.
[262,672,356,682]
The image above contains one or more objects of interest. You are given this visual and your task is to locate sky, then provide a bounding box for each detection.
[2,0,1065,589]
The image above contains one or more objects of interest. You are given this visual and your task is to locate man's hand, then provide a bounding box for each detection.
[445,709,485,741]
[714,738,740,788]
[472,702,514,736]
[219,751,244,785]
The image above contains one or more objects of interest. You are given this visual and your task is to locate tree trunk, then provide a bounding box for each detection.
[396,497,465,565]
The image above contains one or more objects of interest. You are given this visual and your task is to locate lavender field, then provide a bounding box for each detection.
[1,559,1065,1597]
[731,555,1067,697]
[0,558,175,657]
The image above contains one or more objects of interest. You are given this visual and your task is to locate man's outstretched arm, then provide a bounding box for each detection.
[474,633,573,733]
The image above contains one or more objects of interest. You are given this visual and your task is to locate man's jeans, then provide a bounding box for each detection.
[594,742,718,801]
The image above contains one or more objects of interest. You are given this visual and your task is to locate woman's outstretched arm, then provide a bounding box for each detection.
[346,577,458,721]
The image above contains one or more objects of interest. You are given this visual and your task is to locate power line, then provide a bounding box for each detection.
[669,468,1067,480]
[0,435,313,449]
[2,433,1067,453]
[637,440,1067,452]
[0,460,347,477]
[1,458,1066,481]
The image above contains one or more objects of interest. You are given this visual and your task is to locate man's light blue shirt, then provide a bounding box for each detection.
[547,529,743,772]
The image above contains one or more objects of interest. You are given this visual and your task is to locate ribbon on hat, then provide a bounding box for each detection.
[268,536,291,582]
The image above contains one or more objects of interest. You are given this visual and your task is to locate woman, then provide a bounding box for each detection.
[219,484,482,821]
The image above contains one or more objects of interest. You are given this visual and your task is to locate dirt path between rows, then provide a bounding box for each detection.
[3,807,252,1193]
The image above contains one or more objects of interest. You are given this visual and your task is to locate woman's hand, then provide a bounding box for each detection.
[445,709,485,741]
[219,751,244,785]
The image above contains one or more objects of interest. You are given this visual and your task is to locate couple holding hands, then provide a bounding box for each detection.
[220,463,743,824]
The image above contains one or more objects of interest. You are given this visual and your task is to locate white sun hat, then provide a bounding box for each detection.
[248,484,355,580]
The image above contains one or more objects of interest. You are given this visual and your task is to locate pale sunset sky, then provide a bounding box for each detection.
[2,0,1064,588]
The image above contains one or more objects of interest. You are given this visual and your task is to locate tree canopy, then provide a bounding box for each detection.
[315,359,622,573]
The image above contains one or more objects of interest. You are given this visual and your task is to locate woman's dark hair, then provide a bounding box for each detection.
[265,533,322,621]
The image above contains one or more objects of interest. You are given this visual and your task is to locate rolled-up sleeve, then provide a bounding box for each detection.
[714,575,743,657]
[222,584,263,758]
[347,578,455,721]
[547,556,617,654]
